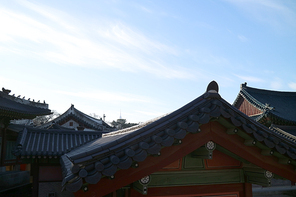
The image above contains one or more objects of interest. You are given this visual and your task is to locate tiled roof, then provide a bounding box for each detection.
[60,81,296,192]
[0,89,51,120]
[39,105,113,131]
[233,83,296,126]
[13,127,103,158]
[270,124,296,139]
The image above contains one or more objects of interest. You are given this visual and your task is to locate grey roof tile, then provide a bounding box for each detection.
[13,127,102,158]
[0,90,51,119]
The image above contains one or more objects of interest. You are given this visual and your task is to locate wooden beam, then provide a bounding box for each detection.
[210,121,296,182]
[130,183,245,197]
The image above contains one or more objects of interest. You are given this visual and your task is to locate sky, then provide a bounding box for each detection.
[1,0,296,124]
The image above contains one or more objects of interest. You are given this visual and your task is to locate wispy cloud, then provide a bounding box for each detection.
[270,77,283,89]
[97,23,177,55]
[0,1,192,79]
[227,29,248,42]
[234,74,264,83]
[57,90,153,103]
[238,35,248,42]
[288,82,296,90]
[17,0,77,31]
[134,110,166,118]
[133,4,153,14]
[225,0,296,29]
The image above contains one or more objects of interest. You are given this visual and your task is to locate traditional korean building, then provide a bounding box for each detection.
[0,88,51,196]
[39,104,114,132]
[233,82,296,128]
[233,82,296,196]
[57,81,296,197]
[13,126,104,197]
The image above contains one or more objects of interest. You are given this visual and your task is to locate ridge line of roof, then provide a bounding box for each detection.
[270,125,296,143]
[261,111,296,126]
[243,84,296,94]
[240,88,266,110]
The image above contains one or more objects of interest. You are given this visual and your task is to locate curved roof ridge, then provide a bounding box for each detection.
[235,83,296,125]
[240,88,266,110]
[38,105,74,128]
[102,113,171,137]
[39,104,113,129]
[270,124,296,143]
[0,89,51,120]
[0,88,49,109]
[244,85,296,95]
[267,111,296,125]
[220,97,296,145]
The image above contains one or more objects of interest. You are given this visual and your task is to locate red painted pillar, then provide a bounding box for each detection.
[243,183,253,197]
[32,160,39,197]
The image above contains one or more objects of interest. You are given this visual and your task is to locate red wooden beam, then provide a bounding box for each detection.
[210,121,296,182]
[130,183,245,197]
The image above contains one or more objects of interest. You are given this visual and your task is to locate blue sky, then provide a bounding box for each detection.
[1,0,296,123]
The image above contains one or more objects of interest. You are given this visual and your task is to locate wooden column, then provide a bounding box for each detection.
[0,127,7,166]
[32,160,40,197]
[243,183,253,197]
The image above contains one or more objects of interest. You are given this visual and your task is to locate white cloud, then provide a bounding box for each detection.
[17,0,77,31]
[97,23,178,56]
[0,1,192,80]
[270,78,283,89]
[288,82,296,90]
[134,110,166,118]
[225,0,296,29]
[238,35,248,42]
[234,74,264,83]
[57,90,153,103]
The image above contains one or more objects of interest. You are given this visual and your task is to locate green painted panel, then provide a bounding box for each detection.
[246,176,271,187]
[133,181,148,195]
[190,147,212,159]
[244,167,271,187]
[183,154,204,169]
[149,169,244,187]
[216,145,250,164]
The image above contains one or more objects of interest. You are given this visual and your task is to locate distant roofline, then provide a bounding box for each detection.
[0,88,49,109]
[39,104,113,130]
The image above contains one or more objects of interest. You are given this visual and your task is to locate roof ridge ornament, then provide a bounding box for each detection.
[206,81,219,93]
[0,88,49,109]
[241,82,247,89]
[2,87,11,95]
[204,81,221,99]
[264,103,274,111]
